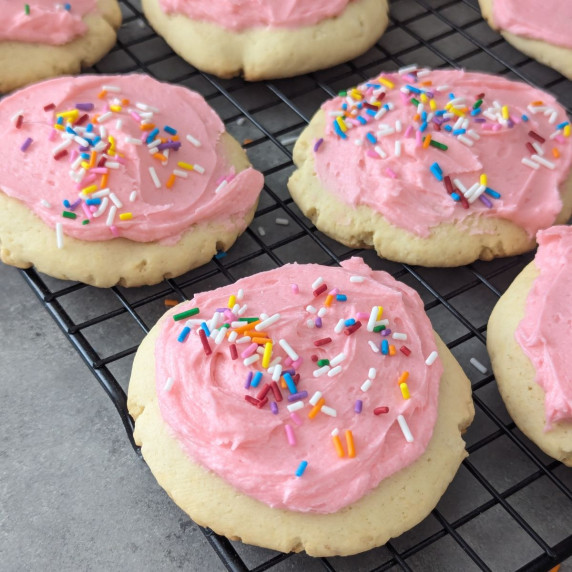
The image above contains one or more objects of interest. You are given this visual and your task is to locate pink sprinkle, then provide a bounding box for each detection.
[77,174,96,190]
[400,92,410,104]
[81,201,93,220]
[404,125,414,138]
[103,103,110,112]
[225,174,236,183]
[109,225,119,237]
[329,287,339,296]
[48,129,58,142]
[130,111,141,122]
[356,312,369,320]
[284,357,293,367]
[492,124,501,132]
[285,424,296,446]
[290,412,303,426]
[215,175,226,185]
[115,156,127,165]
[385,168,397,178]
[240,343,258,359]
[290,283,299,294]
[367,149,381,159]
[510,115,521,125]
[416,130,422,147]
[140,132,147,143]
[292,357,303,370]
[555,135,567,144]
[69,149,79,162]
[90,167,109,174]
[89,205,97,213]
[481,123,494,130]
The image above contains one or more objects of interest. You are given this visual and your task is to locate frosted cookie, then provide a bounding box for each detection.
[0,75,264,287]
[128,257,474,556]
[288,69,572,267]
[479,0,572,80]
[0,1,121,93]
[142,0,389,80]
[487,226,572,465]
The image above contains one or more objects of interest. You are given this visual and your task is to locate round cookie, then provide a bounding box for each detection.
[479,0,572,80]
[0,0,121,93]
[288,68,572,267]
[141,0,389,80]
[487,227,572,466]
[128,257,474,556]
[0,75,264,288]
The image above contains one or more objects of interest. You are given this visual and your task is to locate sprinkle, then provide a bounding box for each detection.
[429,139,448,151]
[163,377,174,392]
[332,432,345,457]
[392,332,407,340]
[251,372,263,388]
[397,415,414,442]
[243,354,260,367]
[314,138,324,152]
[400,382,411,399]
[284,424,296,446]
[361,379,372,392]
[55,223,64,249]
[521,157,540,170]
[309,391,323,406]
[283,373,297,394]
[275,218,289,225]
[329,352,346,367]
[345,430,356,458]
[177,326,191,343]
[327,365,342,377]
[531,155,555,169]
[314,337,332,347]
[350,275,364,283]
[256,313,280,330]
[470,357,488,374]
[528,130,545,143]
[321,405,337,417]
[295,460,308,477]
[173,308,199,321]
[288,391,308,403]
[215,180,228,194]
[368,341,380,353]
[279,339,299,361]
[148,166,161,188]
[430,162,443,181]
[288,401,304,413]
[400,346,411,356]
[344,321,362,335]
[20,137,33,152]
[374,406,389,415]
[313,365,330,377]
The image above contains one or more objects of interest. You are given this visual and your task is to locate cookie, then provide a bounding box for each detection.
[288,68,572,267]
[0,75,264,287]
[479,0,572,80]
[487,226,572,466]
[141,0,389,80]
[0,0,122,93]
[128,257,474,556]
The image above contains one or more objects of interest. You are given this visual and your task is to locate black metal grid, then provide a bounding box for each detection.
[15,0,572,570]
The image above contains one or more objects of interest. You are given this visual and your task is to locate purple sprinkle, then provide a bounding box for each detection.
[270,401,279,414]
[157,141,182,151]
[20,137,33,152]
[507,119,514,128]
[381,328,392,336]
[244,371,253,389]
[479,195,493,208]
[315,317,322,328]
[79,145,90,152]
[313,138,324,152]
[215,308,227,313]
[69,198,82,211]
[354,400,363,414]
[287,391,308,403]
[432,117,443,126]
[75,103,94,111]
[282,368,296,376]
[474,117,486,123]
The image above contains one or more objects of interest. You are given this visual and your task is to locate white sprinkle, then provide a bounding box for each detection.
[243,354,260,366]
[350,275,364,283]
[256,313,280,330]
[232,304,240,315]
[236,117,246,126]
[269,358,282,369]
[109,192,123,208]
[398,64,418,74]
[92,197,109,218]
[395,119,402,133]
[52,139,72,156]
[125,137,142,146]
[457,134,474,147]
[468,185,487,204]
[71,156,83,171]
[331,427,340,437]
[280,135,299,146]
[237,304,248,316]
[215,180,228,194]
[313,365,330,378]
[192,164,205,174]
[236,336,251,344]
[375,319,389,328]
[96,112,112,124]
[214,327,228,345]
[149,166,161,188]
[306,305,317,314]
[397,415,414,442]
[11,110,24,123]
[135,102,159,113]
[470,357,488,374]
[260,313,269,320]
[374,145,387,159]
[328,110,346,117]
[186,134,202,147]
[532,142,544,156]
[312,277,324,289]
[275,218,289,226]
[228,331,238,343]
[327,365,342,377]
[467,129,481,141]
[73,136,90,148]
[367,306,378,332]
[309,391,323,406]
[550,129,562,140]
[329,352,346,367]
[531,154,555,169]
[272,365,283,381]
[129,191,137,202]
[115,119,123,131]
[368,368,377,380]
[318,307,327,318]
[147,139,161,150]
[105,205,117,227]
[40,199,52,208]
[417,69,432,78]
[55,223,64,249]
[453,178,467,194]
[105,161,120,169]
[377,127,395,137]
[279,339,299,361]
[522,157,540,170]
[173,169,188,178]
[102,85,121,92]
[549,111,558,124]
[394,140,402,157]
[334,318,346,334]
[287,401,304,412]
[257,226,266,236]
[321,405,337,417]
[464,183,480,199]
[435,84,450,92]
[237,289,244,301]
[361,379,372,392]
[392,332,407,341]
[368,341,380,353]
[164,377,174,392]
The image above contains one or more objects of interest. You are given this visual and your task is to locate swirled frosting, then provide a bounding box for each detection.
[158,0,353,31]
[155,257,443,513]
[0,0,97,45]
[0,75,263,244]
[516,226,572,430]
[314,69,572,238]
[492,0,572,49]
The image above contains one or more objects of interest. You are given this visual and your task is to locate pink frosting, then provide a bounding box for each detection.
[154,257,443,513]
[0,0,97,45]
[314,69,572,238]
[492,0,572,49]
[0,75,263,244]
[158,0,352,31]
[515,226,572,430]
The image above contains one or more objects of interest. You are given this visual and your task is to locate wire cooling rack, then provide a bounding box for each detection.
[16,0,572,570]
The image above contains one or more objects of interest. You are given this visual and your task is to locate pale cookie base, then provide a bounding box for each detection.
[479,0,572,80]
[288,110,572,267]
[0,0,122,94]
[128,316,474,557]
[0,134,258,288]
[487,263,572,466]
[141,0,389,80]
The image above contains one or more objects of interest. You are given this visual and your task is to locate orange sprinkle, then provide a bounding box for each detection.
[153,153,167,162]
[308,398,326,419]
[548,565,561,572]
[252,337,272,345]
[164,299,179,307]
[423,134,432,149]
[281,379,287,390]
[121,98,130,106]
[100,173,108,189]
[332,434,345,458]
[243,330,268,338]
[166,174,176,189]
[389,345,396,356]
[531,100,544,106]
[97,90,107,99]
[172,135,180,141]
[553,147,561,159]
[398,371,410,386]
[345,430,356,458]
[88,151,97,169]
[324,294,334,307]
[420,80,433,86]
[232,320,261,333]
[140,123,155,131]
[414,113,421,122]
[243,139,253,145]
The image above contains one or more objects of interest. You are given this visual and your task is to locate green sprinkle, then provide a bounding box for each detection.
[82,219,90,225]
[24,4,30,15]
[373,325,386,333]
[473,99,483,109]
[222,323,231,329]
[173,308,199,321]
[62,211,77,219]
[317,359,330,367]
[429,139,448,151]
[338,91,347,97]
[410,97,420,107]
[238,317,259,323]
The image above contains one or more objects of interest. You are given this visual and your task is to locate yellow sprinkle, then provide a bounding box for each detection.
[119,213,133,221]
[350,89,363,101]
[177,161,195,171]
[57,110,79,119]
[332,434,345,458]
[262,342,273,369]
[228,295,236,309]
[109,105,122,112]
[81,184,98,195]
[80,161,90,170]
[564,124,571,137]
[429,99,437,111]
[378,77,395,89]
[420,93,428,104]
[480,174,488,186]
[345,430,356,458]
[376,306,383,320]
[400,382,411,400]
[449,107,466,117]
[53,124,64,131]
[335,117,348,133]
[445,102,453,111]
[501,105,509,120]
